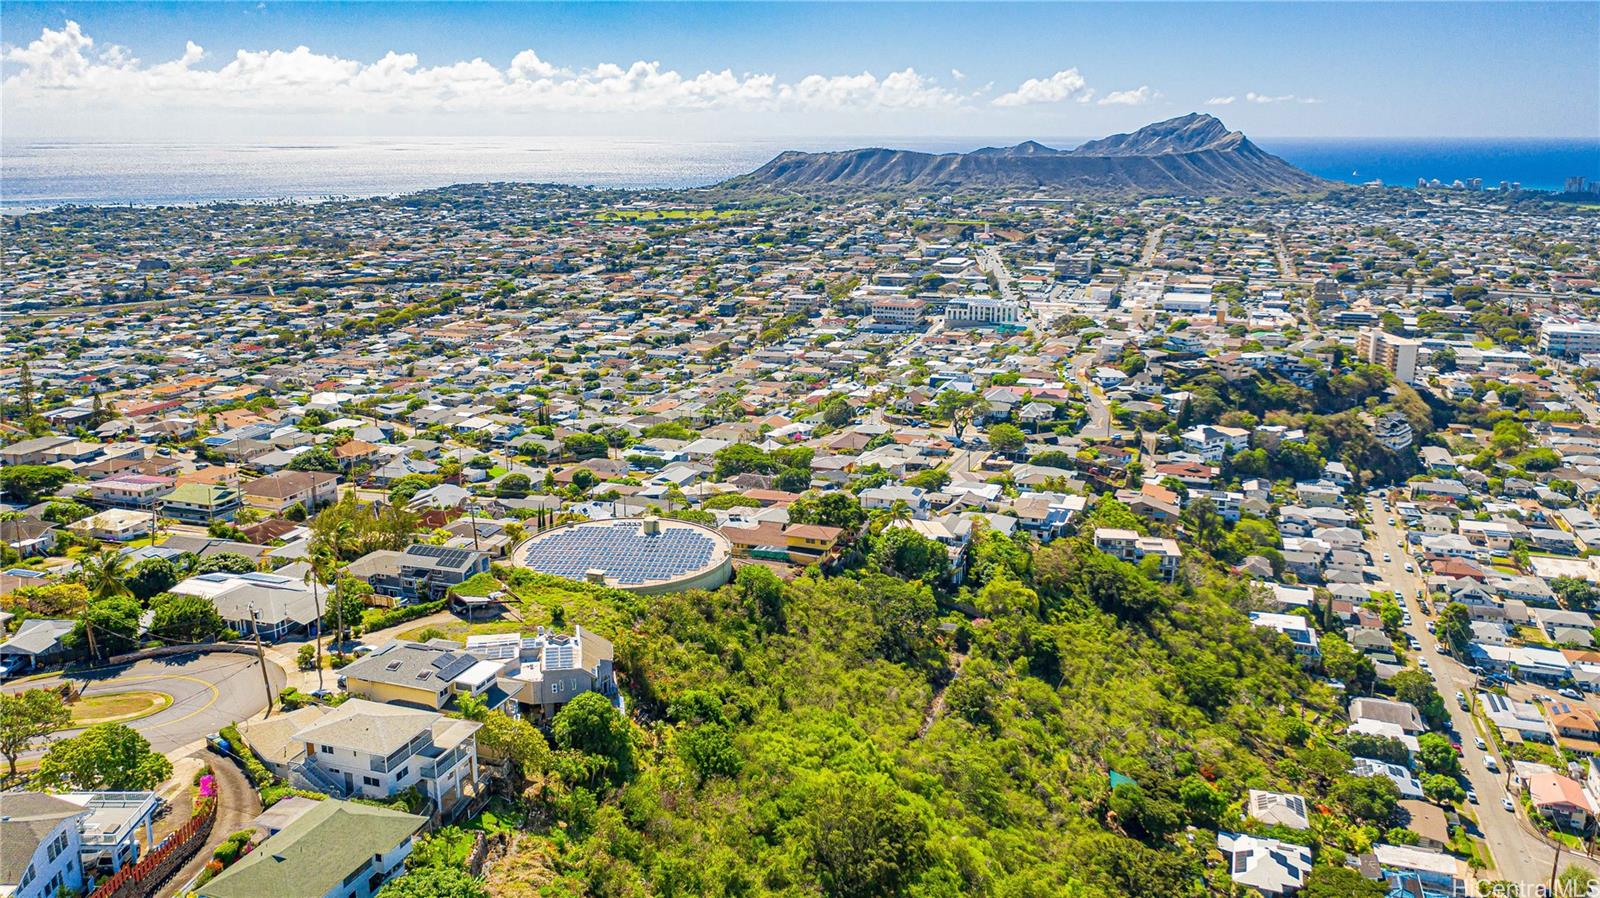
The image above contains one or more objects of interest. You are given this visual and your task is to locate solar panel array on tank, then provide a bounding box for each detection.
[521,521,717,585]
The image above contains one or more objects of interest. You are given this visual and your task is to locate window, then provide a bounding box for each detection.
[363,776,380,787]
[320,744,333,754]
[394,767,408,779]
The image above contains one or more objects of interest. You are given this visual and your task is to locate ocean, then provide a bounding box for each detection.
[1,135,1596,211]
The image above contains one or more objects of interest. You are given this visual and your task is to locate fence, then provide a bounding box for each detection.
[87,798,216,898]
[108,643,257,666]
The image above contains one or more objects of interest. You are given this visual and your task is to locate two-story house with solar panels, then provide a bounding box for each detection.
[344,544,491,604]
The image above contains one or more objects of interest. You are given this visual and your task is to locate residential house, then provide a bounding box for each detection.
[1093,528,1182,580]
[1526,773,1596,832]
[1397,800,1450,852]
[159,482,243,525]
[0,793,86,898]
[487,627,620,721]
[241,470,340,515]
[338,641,501,712]
[1479,691,1555,743]
[288,700,480,819]
[197,799,425,898]
[1248,612,1320,662]
[1215,832,1312,896]
[88,475,173,510]
[1244,790,1310,831]
[68,509,152,543]
[1180,425,1250,463]
[344,545,491,604]
[170,571,321,642]
[0,619,75,673]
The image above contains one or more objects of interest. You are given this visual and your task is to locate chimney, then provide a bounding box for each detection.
[642,515,661,536]
[584,569,608,584]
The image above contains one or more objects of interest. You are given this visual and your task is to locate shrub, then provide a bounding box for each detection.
[361,598,447,632]
[219,724,274,788]
[260,784,328,808]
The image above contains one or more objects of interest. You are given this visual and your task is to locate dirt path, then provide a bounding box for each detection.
[917,652,968,739]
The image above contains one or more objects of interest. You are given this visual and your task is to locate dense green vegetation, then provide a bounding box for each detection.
[472,522,1371,897]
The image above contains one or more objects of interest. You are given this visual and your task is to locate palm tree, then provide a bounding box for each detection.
[301,561,327,691]
[309,538,348,657]
[78,549,131,599]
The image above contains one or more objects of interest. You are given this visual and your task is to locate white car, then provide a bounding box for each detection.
[1404,562,1414,572]
[1419,659,1431,671]
[1383,553,1392,562]
[1475,737,1487,750]
[1502,797,1515,812]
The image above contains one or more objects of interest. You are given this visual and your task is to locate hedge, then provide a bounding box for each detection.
[362,598,447,632]
[261,783,328,808]
[219,724,274,788]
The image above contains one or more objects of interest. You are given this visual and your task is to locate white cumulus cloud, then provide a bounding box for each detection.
[991,68,1093,107]
[1,20,966,118]
[1246,91,1322,105]
[1098,85,1156,106]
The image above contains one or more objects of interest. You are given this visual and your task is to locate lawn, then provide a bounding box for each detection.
[70,690,172,726]
[398,617,525,643]
[396,574,632,642]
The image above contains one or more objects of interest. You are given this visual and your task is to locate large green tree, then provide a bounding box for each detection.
[0,465,75,503]
[31,723,172,791]
[148,592,228,643]
[0,689,71,776]
[801,771,931,898]
[552,692,634,786]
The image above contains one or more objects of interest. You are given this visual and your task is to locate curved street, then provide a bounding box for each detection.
[5,652,285,758]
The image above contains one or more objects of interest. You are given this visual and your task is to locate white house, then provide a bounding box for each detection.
[0,793,87,898]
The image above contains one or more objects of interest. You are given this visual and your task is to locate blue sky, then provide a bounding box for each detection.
[3,2,1596,140]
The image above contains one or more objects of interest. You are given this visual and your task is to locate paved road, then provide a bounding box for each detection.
[1362,493,1597,886]
[1069,352,1128,442]
[157,749,262,898]
[7,653,285,758]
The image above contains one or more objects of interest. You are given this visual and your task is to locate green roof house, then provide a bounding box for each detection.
[159,482,242,525]
[197,799,425,898]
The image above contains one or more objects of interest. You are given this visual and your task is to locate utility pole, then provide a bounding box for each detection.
[249,606,274,716]
[309,572,325,691]
[85,619,99,665]
[1548,836,1562,895]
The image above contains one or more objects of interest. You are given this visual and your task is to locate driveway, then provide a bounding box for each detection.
[1362,493,1598,885]
[156,749,262,898]
[6,652,286,758]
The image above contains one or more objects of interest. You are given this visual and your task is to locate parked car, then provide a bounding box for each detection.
[1485,755,1500,772]
[1502,797,1515,812]
[1560,688,1583,700]
[1405,562,1415,572]
[1475,737,1488,751]
[1467,789,1479,804]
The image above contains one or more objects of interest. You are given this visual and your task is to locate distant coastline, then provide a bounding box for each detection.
[2,135,1595,211]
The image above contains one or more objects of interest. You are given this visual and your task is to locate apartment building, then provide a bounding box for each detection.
[1539,322,1600,358]
[1356,327,1421,384]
